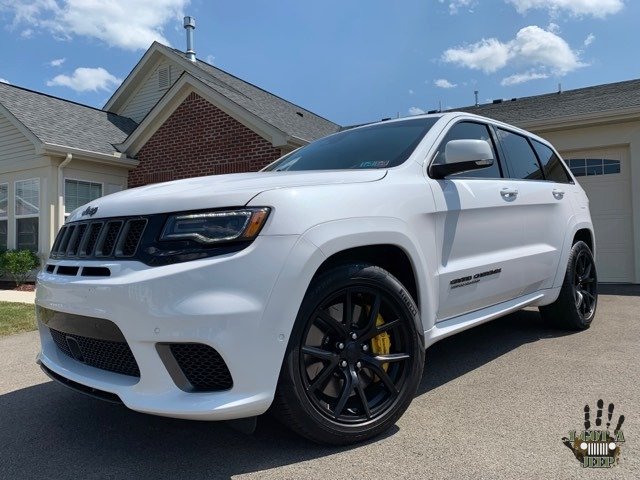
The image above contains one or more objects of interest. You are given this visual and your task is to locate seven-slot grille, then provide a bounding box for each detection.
[50,218,147,259]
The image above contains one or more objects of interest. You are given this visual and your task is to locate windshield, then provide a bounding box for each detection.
[263,117,439,171]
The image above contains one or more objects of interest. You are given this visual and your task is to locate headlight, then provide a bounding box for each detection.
[160,208,270,244]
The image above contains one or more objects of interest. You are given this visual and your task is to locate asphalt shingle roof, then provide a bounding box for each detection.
[161,44,340,142]
[0,81,137,155]
[452,78,640,125]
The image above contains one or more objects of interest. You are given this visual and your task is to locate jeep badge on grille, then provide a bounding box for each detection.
[81,206,98,217]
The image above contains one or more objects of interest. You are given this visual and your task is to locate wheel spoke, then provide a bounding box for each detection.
[343,289,352,327]
[374,353,411,364]
[333,371,354,419]
[317,310,347,336]
[367,294,381,328]
[363,358,399,395]
[361,318,401,342]
[302,345,338,361]
[307,360,339,393]
[353,370,372,419]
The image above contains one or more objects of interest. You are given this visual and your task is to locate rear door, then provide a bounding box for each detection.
[495,128,574,294]
[429,120,528,320]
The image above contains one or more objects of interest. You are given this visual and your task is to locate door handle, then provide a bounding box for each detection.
[552,189,565,199]
[500,187,519,200]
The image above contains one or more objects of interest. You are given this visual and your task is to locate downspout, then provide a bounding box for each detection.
[57,153,72,229]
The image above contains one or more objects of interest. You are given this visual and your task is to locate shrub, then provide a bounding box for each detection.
[1,250,41,287]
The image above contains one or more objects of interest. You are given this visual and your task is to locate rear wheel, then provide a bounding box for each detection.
[539,241,597,330]
[273,263,424,445]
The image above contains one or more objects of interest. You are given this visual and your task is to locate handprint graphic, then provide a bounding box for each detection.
[562,399,625,468]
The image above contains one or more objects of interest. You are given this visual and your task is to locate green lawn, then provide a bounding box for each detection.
[0,302,36,336]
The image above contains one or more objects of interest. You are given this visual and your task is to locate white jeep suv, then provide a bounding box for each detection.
[36,112,597,445]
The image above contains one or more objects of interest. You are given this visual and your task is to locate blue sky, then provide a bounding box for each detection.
[0,0,637,125]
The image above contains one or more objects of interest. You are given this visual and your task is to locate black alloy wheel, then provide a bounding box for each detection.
[300,286,413,423]
[573,248,597,321]
[539,241,598,330]
[273,263,424,445]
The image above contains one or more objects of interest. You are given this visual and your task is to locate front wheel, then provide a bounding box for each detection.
[272,263,425,445]
[539,241,598,330]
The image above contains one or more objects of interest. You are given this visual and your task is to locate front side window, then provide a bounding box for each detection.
[263,118,439,171]
[15,179,39,251]
[0,183,7,250]
[497,129,543,180]
[531,140,572,183]
[65,179,103,214]
[431,121,502,179]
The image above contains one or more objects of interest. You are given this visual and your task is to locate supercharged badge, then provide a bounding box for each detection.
[450,268,502,289]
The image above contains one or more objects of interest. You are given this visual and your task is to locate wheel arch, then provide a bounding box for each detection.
[300,217,437,335]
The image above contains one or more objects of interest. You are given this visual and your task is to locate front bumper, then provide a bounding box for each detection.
[36,235,301,420]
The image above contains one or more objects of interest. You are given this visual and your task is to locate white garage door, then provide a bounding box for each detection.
[564,147,635,283]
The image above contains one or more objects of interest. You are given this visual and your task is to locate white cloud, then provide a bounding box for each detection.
[205,54,215,65]
[547,22,560,33]
[434,78,457,89]
[46,67,121,92]
[0,78,10,84]
[1,0,189,50]
[443,25,585,76]
[408,89,414,95]
[584,33,595,46]
[501,70,549,85]
[49,57,65,67]
[408,107,426,115]
[439,0,475,14]
[443,38,511,73]
[506,0,624,18]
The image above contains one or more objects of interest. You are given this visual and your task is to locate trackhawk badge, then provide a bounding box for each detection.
[81,206,98,217]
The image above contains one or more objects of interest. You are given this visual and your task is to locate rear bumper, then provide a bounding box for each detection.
[36,235,302,421]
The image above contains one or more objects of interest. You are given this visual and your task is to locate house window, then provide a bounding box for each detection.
[0,183,7,250]
[65,179,103,214]
[567,159,621,177]
[15,179,39,251]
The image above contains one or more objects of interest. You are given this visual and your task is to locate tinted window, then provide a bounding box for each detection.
[263,118,439,171]
[432,121,501,179]
[531,140,571,183]
[497,129,543,180]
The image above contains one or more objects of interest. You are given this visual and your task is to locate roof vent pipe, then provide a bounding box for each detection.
[183,16,196,62]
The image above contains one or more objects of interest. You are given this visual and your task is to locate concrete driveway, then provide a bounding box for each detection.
[1,289,638,479]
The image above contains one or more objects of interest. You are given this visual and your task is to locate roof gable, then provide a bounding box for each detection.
[106,42,339,144]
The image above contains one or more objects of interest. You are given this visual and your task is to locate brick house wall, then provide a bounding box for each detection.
[129,92,284,187]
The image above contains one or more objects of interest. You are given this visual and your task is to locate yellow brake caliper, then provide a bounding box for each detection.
[370,312,391,376]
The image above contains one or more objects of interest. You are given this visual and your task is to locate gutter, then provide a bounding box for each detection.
[41,144,139,168]
[57,153,72,230]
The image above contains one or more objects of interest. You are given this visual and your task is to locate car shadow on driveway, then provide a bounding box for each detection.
[0,310,573,479]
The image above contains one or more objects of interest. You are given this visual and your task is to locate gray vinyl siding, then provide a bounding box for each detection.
[0,113,36,165]
[120,59,183,123]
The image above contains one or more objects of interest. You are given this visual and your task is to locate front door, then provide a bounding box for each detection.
[429,120,528,320]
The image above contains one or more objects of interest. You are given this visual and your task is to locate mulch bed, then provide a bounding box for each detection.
[0,281,35,292]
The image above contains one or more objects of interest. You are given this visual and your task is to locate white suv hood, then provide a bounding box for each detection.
[67,170,387,221]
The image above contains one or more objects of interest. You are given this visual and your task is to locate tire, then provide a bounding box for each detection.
[272,263,425,445]
[539,241,598,330]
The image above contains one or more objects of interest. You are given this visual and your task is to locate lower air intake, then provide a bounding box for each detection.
[49,328,140,377]
[167,343,233,391]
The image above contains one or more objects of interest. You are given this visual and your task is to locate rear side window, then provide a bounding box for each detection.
[531,140,572,183]
[497,129,543,180]
[432,121,502,179]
